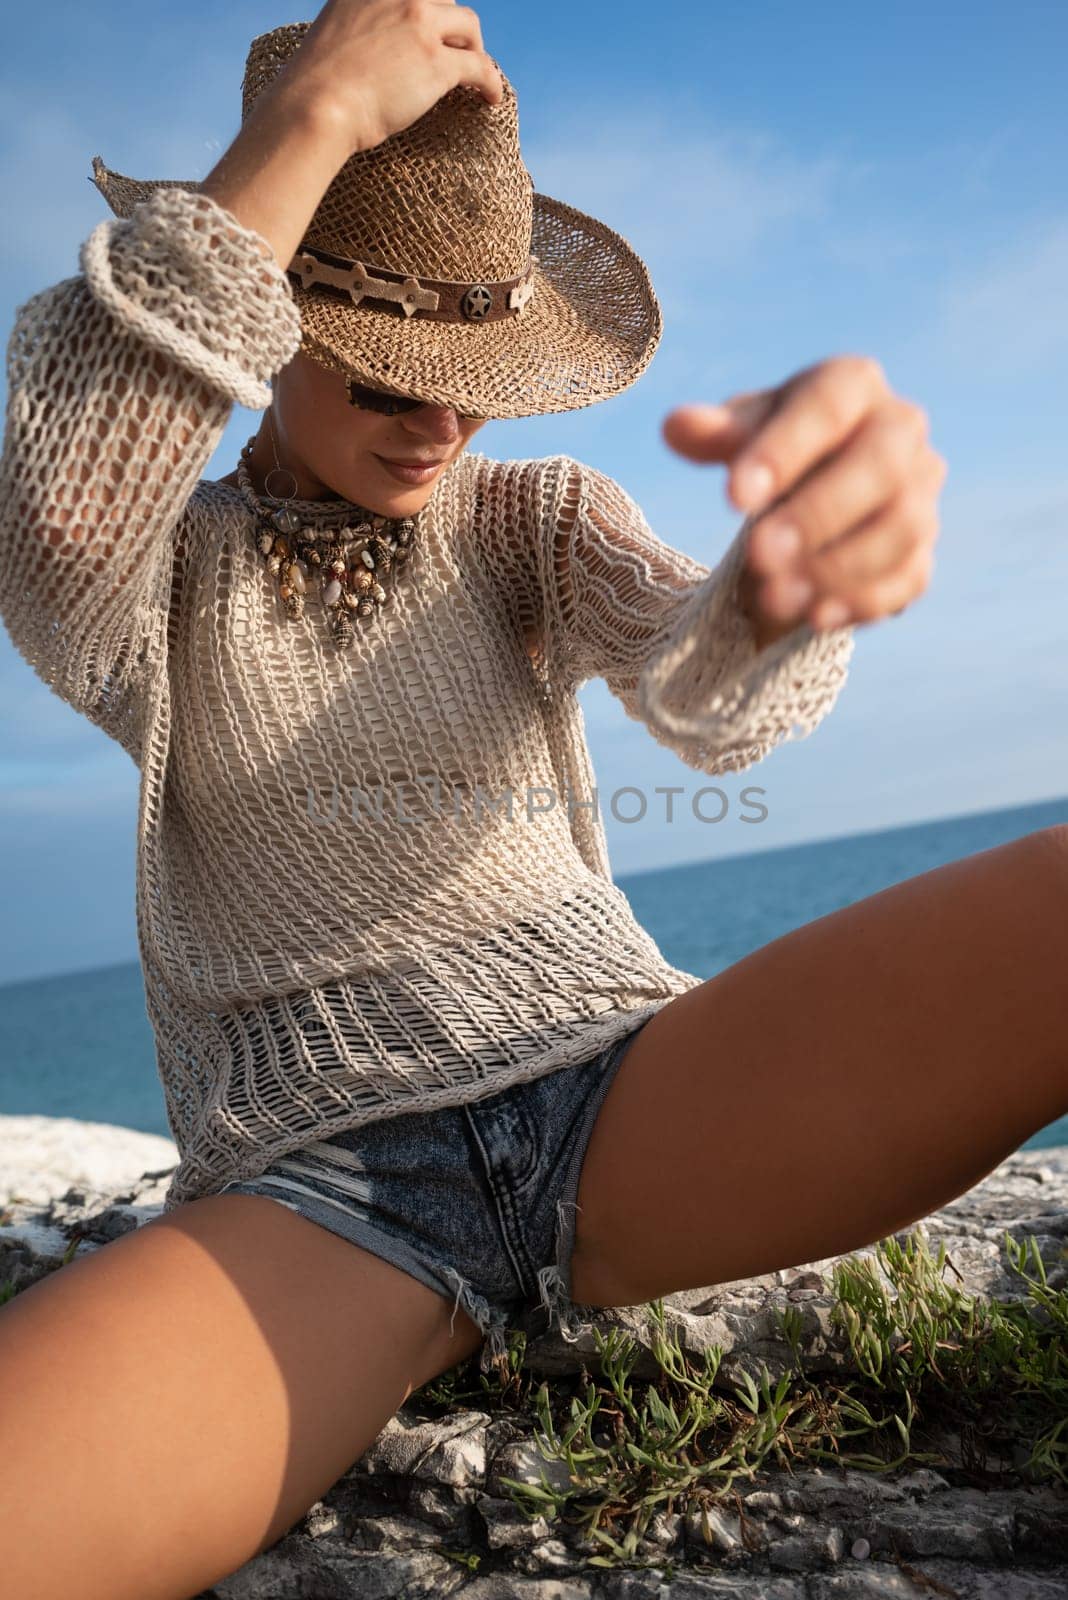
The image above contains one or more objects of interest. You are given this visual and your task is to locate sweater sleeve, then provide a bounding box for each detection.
[534,453,856,775]
[0,183,304,765]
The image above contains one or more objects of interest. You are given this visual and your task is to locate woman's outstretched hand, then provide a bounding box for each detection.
[662,356,948,644]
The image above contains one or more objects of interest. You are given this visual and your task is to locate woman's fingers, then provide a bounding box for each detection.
[755,451,946,630]
[748,398,936,572]
[661,394,777,466]
[663,354,948,635]
[727,355,890,513]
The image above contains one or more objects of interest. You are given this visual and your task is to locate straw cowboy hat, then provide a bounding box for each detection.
[88,20,664,421]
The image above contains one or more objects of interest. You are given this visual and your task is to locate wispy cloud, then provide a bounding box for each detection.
[0,0,1064,945]
[931,219,1068,378]
[527,102,842,262]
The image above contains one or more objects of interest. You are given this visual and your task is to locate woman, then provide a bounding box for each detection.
[0,4,1063,1597]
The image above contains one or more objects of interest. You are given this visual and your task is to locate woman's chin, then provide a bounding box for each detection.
[361,488,430,518]
[325,460,437,515]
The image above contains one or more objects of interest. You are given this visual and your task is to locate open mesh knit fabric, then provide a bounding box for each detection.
[0,186,855,1211]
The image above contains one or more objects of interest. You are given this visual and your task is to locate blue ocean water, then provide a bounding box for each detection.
[1,795,1066,1153]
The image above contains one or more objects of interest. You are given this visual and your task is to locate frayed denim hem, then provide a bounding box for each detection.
[530,1192,603,1348]
[440,1187,603,1374]
[441,1264,515,1375]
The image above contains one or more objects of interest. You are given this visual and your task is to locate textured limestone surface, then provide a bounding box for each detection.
[1,1118,1066,1597]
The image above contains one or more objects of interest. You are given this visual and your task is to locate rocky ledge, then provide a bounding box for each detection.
[1,1118,1066,1598]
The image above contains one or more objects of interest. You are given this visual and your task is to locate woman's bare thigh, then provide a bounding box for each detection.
[569,823,1068,1308]
[0,1191,484,1600]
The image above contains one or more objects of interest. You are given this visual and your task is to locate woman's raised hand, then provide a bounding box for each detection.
[272,0,505,157]
[663,356,948,644]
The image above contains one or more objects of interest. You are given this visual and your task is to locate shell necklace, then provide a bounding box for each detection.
[235,437,419,651]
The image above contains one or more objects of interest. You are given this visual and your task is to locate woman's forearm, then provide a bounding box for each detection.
[200,90,356,277]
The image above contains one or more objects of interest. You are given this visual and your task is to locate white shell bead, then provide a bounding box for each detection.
[360,549,376,569]
[323,579,342,606]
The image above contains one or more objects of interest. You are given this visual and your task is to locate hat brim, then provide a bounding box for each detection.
[89,160,663,421]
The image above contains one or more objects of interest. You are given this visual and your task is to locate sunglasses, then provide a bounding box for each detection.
[345,377,485,422]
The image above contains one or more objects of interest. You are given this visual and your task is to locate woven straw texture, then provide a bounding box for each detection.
[0,187,854,1209]
[89,21,664,420]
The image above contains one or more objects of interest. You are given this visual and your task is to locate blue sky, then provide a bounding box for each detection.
[1,1,1066,983]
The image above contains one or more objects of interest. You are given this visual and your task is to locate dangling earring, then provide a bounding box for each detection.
[234,405,419,650]
[263,407,302,534]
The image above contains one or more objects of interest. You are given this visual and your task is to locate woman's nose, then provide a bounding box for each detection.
[403,406,463,439]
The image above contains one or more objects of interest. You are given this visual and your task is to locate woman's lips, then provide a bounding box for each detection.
[374,454,445,484]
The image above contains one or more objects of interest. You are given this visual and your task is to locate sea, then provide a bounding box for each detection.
[1,794,1066,1153]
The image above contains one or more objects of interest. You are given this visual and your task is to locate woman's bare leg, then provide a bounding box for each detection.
[569,823,1068,1307]
[0,1192,484,1600]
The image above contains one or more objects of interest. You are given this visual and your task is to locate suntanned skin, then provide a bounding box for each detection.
[0,10,501,1598]
[216,351,486,514]
[568,824,1068,1308]
[4,6,1052,1600]
[0,1194,486,1600]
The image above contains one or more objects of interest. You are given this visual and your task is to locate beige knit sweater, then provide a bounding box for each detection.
[0,186,855,1211]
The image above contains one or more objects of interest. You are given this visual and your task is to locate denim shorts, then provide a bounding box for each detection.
[216,1016,652,1373]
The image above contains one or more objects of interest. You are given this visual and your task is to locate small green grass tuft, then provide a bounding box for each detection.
[2,1218,1063,1572]
[413,1226,1068,1569]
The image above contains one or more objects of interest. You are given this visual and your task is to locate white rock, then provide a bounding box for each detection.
[0,1115,178,1207]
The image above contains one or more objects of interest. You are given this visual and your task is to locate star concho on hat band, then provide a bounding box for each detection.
[85,19,665,420]
[286,241,539,323]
